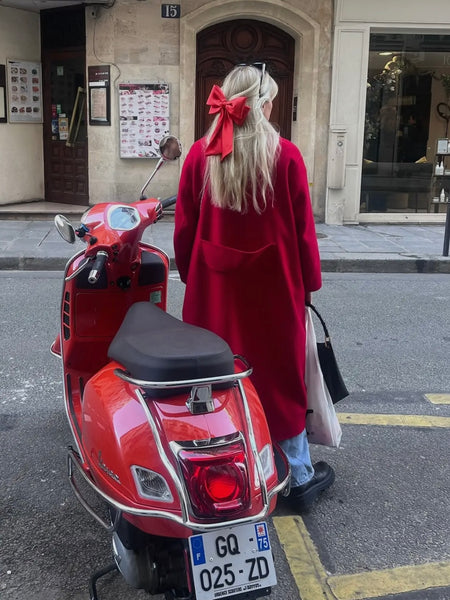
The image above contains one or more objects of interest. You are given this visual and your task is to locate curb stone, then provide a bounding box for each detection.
[1,256,449,274]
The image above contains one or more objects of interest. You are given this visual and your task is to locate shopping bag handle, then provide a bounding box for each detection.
[305,302,330,342]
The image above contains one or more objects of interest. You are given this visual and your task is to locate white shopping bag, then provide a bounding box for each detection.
[304,307,342,448]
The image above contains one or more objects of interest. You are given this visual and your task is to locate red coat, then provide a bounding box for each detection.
[174,137,322,441]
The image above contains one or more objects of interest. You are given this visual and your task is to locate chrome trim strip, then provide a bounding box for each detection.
[139,241,170,267]
[65,255,92,281]
[134,389,189,522]
[174,432,242,449]
[236,378,269,506]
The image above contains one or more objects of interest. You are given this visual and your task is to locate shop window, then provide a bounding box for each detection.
[361,33,450,213]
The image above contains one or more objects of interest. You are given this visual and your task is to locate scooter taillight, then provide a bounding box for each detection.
[178,441,250,518]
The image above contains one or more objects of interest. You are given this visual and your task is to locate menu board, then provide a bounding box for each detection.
[7,59,42,123]
[88,65,111,125]
[119,83,170,158]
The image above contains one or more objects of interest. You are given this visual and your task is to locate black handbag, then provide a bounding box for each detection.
[306,302,349,404]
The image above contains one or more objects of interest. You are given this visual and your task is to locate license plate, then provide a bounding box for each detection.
[189,521,277,600]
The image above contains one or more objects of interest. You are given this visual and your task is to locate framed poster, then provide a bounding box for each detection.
[88,65,111,126]
[6,59,43,123]
[0,65,6,123]
[119,83,169,158]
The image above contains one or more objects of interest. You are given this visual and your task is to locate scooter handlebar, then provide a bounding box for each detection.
[88,250,108,284]
[160,195,177,209]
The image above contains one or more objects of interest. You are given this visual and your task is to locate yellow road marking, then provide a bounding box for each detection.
[425,393,450,405]
[273,515,334,599]
[273,516,450,600]
[328,562,450,599]
[338,412,450,428]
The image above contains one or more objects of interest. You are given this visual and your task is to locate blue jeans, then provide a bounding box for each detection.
[279,430,314,487]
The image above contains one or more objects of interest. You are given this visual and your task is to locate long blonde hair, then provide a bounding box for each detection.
[204,65,280,213]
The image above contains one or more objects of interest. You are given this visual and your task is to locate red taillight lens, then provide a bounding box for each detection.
[204,465,239,501]
[179,441,250,518]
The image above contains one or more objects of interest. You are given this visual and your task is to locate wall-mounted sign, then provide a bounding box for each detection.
[161,4,180,18]
[6,59,42,123]
[119,83,170,158]
[88,65,111,126]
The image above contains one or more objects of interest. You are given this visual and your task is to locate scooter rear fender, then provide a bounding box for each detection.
[79,361,283,537]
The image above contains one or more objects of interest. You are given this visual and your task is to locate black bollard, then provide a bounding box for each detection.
[443,202,450,256]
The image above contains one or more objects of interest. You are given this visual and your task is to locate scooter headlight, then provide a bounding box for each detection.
[131,466,173,502]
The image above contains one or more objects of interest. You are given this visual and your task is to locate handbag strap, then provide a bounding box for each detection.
[306,302,331,342]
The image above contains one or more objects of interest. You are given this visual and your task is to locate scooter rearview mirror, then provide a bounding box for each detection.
[159,135,182,161]
[54,214,76,244]
[139,135,182,200]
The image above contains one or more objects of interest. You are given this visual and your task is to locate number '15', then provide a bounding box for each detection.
[162,4,179,18]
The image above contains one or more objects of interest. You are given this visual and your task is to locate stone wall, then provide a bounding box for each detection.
[0,7,43,205]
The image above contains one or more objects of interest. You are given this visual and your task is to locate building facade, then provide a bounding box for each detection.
[0,0,449,225]
[330,0,450,224]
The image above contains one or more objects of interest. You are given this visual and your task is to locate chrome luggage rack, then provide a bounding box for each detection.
[113,354,253,391]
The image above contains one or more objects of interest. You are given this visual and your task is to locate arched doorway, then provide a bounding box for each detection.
[195,20,295,140]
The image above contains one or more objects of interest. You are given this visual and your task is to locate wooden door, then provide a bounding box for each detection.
[42,48,89,205]
[196,20,295,140]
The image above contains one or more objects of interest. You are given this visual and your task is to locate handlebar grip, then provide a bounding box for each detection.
[88,251,108,284]
[160,195,177,209]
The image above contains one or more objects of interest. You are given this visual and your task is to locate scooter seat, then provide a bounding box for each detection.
[108,302,235,394]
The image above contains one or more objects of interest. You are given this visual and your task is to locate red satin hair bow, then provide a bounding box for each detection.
[204,85,250,161]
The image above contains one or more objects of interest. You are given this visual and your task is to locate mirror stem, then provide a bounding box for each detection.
[139,157,164,200]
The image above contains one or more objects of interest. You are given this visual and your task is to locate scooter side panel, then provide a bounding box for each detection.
[59,247,170,451]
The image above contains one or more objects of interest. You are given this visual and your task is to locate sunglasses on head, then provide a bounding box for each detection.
[237,62,267,96]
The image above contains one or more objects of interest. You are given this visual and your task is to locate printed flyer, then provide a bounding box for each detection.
[119,83,170,158]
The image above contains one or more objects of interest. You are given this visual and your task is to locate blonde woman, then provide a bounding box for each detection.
[174,64,334,512]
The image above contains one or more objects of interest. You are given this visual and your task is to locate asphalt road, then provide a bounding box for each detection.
[0,272,449,600]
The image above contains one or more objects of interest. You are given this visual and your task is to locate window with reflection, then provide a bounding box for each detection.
[361,33,450,213]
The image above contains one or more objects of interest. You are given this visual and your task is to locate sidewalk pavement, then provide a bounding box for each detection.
[0,210,449,273]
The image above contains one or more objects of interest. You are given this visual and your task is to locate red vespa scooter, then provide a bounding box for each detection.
[52,136,290,600]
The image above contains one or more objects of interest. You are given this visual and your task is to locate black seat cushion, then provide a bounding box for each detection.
[108,302,234,389]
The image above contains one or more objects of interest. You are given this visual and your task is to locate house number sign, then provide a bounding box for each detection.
[161,4,180,18]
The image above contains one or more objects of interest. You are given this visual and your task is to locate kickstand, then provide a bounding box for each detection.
[89,562,118,600]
